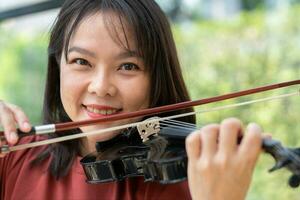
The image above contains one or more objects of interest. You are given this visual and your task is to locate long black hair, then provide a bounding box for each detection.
[36,0,195,179]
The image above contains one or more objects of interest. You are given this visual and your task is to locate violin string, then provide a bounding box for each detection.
[160,123,197,131]
[162,120,197,128]
[266,144,300,172]
[164,119,199,128]
[160,120,200,132]
[5,90,299,152]
[160,119,203,134]
[160,119,198,128]
[164,119,199,127]
[160,123,197,132]
[271,145,300,165]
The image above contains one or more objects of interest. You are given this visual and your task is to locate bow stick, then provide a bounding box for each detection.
[2,90,297,153]
[0,79,300,138]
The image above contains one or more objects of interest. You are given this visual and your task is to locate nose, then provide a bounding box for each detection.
[87,69,117,97]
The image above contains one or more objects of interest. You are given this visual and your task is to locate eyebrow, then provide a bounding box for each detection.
[68,46,140,60]
[68,46,96,58]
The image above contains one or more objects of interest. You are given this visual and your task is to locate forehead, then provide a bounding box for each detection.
[68,11,137,52]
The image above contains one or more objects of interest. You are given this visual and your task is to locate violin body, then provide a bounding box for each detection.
[80,142,150,183]
[80,127,190,184]
[80,119,300,188]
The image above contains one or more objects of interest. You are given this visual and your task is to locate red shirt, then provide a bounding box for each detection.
[0,136,191,200]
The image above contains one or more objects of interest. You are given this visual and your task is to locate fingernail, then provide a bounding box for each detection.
[23,122,31,130]
[247,123,262,132]
[9,132,17,142]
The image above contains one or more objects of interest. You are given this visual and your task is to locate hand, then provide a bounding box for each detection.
[186,118,263,200]
[0,100,32,157]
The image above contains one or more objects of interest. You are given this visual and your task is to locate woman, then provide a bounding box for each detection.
[0,0,263,199]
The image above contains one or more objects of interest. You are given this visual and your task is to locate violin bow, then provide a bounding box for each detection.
[0,79,300,138]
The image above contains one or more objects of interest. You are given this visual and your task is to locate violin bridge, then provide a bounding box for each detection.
[137,117,161,143]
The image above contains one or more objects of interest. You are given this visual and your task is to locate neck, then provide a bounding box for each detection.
[79,137,97,156]
[79,131,121,156]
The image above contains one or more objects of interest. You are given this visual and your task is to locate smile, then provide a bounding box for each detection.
[83,104,122,118]
[86,107,119,115]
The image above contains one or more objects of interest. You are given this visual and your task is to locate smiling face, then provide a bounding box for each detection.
[59,12,150,148]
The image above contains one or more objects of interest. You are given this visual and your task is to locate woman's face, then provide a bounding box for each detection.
[60,12,150,146]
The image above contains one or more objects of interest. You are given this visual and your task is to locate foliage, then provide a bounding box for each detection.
[241,0,265,10]
[0,31,48,124]
[173,5,300,199]
[0,4,300,199]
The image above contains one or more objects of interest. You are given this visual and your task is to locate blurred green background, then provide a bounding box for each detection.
[0,0,300,199]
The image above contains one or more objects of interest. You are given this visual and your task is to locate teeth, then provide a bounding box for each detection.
[106,110,113,114]
[86,107,118,115]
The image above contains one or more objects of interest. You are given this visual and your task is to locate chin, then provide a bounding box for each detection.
[83,128,120,141]
[88,132,119,146]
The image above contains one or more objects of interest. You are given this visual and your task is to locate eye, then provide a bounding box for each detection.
[68,58,91,68]
[119,63,139,71]
[73,58,89,66]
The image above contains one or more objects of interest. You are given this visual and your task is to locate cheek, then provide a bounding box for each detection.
[60,68,85,119]
[121,76,150,110]
[60,75,74,117]
[60,80,74,110]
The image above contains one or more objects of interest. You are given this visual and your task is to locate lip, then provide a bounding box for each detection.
[83,104,122,119]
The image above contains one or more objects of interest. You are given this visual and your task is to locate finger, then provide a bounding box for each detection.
[186,131,202,162]
[5,103,31,132]
[0,106,18,144]
[238,123,263,164]
[200,124,219,157]
[219,118,243,155]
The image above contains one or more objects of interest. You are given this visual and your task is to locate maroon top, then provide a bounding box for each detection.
[0,136,191,200]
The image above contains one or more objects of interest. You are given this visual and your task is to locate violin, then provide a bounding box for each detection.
[80,117,300,188]
[1,80,300,187]
[80,119,190,184]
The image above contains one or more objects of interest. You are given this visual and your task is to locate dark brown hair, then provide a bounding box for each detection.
[38,0,195,178]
